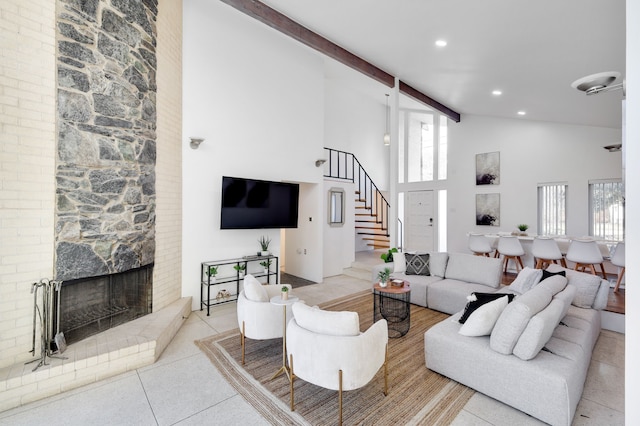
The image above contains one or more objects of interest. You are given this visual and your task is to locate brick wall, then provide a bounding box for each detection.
[154,0,183,309]
[0,0,57,369]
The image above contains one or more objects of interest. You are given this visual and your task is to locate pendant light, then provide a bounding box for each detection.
[383,94,390,146]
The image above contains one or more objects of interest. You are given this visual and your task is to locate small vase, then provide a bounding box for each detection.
[263,268,269,274]
[210,277,216,283]
[238,272,244,278]
[379,281,387,288]
[261,251,270,256]
[281,292,288,300]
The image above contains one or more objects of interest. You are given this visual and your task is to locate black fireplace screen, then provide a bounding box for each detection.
[54,265,153,345]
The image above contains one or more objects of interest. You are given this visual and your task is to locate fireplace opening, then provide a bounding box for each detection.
[54,265,153,345]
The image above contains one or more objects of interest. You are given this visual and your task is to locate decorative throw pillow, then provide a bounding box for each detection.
[509,267,543,294]
[545,265,601,308]
[427,252,449,277]
[541,269,566,281]
[512,298,567,360]
[243,274,268,302]
[392,252,406,273]
[459,292,515,324]
[489,285,553,355]
[405,253,430,275]
[459,295,510,337]
[292,302,360,336]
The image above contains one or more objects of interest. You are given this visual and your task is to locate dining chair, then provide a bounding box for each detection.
[565,239,607,278]
[610,241,625,292]
[468,233,494,257]
[531,237,567,269]
[497,235,525,273]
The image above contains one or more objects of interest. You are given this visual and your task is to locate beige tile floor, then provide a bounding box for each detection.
[0,262,625,425]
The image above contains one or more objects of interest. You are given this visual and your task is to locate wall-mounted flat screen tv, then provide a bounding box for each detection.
[221,176,299,229]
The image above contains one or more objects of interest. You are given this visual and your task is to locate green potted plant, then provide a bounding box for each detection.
[233,263,246,278]
[377,267,391,287]
[207,265,218,283]
[258,235,271,256]
[380,248,398,263]
[260,259,272,274]
[281,285,289,300]
[516,224,529,236]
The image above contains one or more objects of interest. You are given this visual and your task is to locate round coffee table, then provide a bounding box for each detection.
[373,280,411,337]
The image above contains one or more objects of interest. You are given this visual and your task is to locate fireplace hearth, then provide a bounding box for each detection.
[56,265,153,345]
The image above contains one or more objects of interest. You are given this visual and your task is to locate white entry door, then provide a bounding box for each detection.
[404,190,435,252]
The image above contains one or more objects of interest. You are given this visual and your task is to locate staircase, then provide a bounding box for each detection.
[323,148,390,250]
[355,191,390,249]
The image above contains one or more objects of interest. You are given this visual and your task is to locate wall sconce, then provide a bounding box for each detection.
[315,159,327,167]
[189,137,204,149]
[383,94,390,146]
[603,143,622,152]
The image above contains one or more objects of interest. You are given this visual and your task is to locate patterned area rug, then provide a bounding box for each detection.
[195,290,474,425]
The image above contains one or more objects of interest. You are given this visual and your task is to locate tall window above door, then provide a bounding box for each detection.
[398,110,448,183]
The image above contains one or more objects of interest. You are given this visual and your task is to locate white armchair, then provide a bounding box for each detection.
[286,302,388,425]
[236,274,292,365]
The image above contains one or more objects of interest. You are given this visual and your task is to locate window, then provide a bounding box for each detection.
[537,183,567,236]
[589,179,624,240]
[438,190,447,252]
[437,116,448,180]
[401,110,447,183]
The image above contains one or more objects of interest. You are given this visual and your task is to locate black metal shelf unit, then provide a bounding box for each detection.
[200,255,279,316]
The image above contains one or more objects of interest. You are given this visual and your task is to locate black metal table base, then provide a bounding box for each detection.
[373,289,410,337]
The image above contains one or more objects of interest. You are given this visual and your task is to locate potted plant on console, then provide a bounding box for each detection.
[207,265,218,283]
[258,235,271,256]
[233,263,246,278]
[260,259,272,274]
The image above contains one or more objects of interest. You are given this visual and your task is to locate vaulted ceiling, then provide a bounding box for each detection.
[251,0,625,129]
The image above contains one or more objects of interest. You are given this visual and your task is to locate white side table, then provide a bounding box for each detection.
[270,295,299,380]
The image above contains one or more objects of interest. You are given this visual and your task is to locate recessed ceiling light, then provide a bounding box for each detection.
[517,111,526,116]
[435,40,447,47]
[492,90,502,96]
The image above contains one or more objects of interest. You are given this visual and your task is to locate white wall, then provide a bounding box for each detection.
[446,114,622,254]
[284,183,324,282]
[323,180,356,277]
[0,0,56,369]
[324,77,390,189]
[625,0,639,423]
[182,0,325,309]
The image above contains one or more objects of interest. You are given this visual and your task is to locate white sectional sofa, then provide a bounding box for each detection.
[372,252,503,313]
[372,252,609,426]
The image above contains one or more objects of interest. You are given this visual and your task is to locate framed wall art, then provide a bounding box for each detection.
[476,193,500,226]
[476,151,500,185]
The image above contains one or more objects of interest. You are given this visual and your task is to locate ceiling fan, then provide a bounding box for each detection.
[571,71,626,96]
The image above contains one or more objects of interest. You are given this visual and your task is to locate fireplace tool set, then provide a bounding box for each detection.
[26,278,67,372]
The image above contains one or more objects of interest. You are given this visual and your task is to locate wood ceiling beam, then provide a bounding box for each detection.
[220,0,461,122]
[220,0,393,88]
[399,81,461,122]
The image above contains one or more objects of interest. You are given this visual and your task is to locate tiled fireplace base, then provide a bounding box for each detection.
[0,297,192,412]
